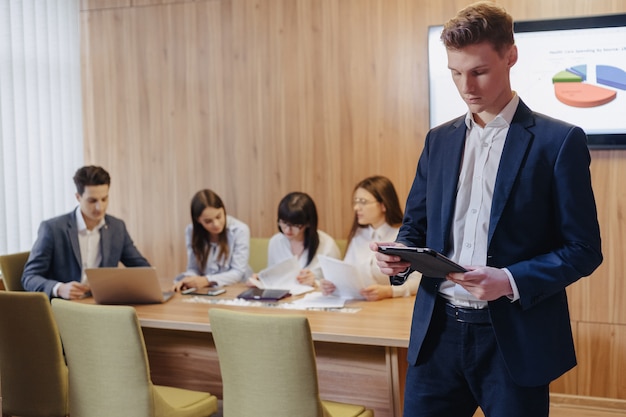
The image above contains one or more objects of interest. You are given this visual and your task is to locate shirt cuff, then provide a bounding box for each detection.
[503,268,520,302]
[52,282,62,298]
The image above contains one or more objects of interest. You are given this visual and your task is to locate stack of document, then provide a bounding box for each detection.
[250,257,315,296]
[318,255,374,300]
[289,292,346,308]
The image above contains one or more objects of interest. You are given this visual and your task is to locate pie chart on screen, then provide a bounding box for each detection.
[552,64,626,108]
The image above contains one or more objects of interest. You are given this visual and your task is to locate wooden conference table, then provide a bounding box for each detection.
[82,285,414,417]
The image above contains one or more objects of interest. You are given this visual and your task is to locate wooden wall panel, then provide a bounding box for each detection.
[81,0,429,278]
[568,151,626,325]
[81,0,626,402]
[577,323,626,399]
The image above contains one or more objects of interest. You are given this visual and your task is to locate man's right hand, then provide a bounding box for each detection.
[370,241,411,276]
[58,281,90,300]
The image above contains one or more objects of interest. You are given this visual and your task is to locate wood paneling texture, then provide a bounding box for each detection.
[80,0,626,404]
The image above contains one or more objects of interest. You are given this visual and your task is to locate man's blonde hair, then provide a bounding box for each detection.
[441,1,514,56]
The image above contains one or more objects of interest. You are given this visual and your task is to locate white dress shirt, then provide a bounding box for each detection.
[52,207,105,297]
[182,215,252,286]
[267,230,341,279]
[440,94,521,308]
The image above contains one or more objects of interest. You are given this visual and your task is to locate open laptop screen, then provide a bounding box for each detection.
[85,267,173,304]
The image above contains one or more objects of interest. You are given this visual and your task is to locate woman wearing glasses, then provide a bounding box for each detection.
[322,175,420,300]
[173,189,251,291]
[267,192,341,286]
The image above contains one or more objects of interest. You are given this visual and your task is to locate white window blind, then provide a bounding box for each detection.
[0,0,83,254]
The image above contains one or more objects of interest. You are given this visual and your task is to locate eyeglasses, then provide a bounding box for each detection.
[353,198,378,207]
[277,220,304,232]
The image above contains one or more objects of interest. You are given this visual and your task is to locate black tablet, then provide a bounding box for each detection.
[377,246,467,278]
[236,287,291,301]
[185,287,226,296]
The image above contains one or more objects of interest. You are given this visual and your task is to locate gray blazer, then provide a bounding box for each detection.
[22,210,150,297]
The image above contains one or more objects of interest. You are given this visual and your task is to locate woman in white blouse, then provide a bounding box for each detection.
[322,176,420,300]
[267,192,341,286]
[173,189,251,291]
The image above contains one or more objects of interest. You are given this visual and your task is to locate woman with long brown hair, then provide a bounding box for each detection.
[322,175,420,300]
[173,189,251,291]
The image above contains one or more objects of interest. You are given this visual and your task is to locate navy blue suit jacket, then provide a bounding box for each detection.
[22,211,150,297]
[397,100,602,387]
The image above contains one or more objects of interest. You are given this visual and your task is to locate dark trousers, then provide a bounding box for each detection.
[403,297,549,417]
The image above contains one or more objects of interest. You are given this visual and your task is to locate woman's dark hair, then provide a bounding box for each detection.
[277,192,319,266]
[190,189,229,273]
[347,176,404,245]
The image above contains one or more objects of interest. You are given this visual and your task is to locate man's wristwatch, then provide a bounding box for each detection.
[389,267,413,286]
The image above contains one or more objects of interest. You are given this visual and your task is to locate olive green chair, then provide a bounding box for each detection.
[335,239,348,258]
[0,251,30,291]
[51,299,218,417]
[0,291,69,417]
[248,238,348,273]
[209,308,374,417]
[249,237,270,273]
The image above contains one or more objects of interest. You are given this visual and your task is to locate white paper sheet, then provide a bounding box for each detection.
[289,291,346,308]
[318,255,372,300]
[256,257,315,296]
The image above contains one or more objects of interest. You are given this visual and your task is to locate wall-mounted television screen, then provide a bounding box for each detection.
[427,13,626,149]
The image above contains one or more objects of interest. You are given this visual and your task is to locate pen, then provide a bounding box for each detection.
[181,287,197,295]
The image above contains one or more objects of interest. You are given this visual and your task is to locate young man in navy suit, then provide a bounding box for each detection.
[373,2,602,416]
[22,165,150,299]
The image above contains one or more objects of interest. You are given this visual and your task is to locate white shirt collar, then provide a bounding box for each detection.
[464,92,519,129]
[75,206,105,233]
[368,222,395,240]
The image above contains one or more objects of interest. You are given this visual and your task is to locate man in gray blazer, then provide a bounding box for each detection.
[22,165,150,299]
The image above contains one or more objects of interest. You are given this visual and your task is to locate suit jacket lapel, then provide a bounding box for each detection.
[440,118,467,250]
[99,217,110,266]
[488,101,535,244]
[67,213,82,268]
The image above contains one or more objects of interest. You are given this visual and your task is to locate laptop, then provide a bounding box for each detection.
[236,287,290,302]
[85,267,174,305]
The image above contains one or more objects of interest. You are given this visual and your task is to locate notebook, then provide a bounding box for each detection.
[236,287,291,301]
[85,267,174,305]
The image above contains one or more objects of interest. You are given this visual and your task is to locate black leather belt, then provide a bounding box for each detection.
[445,302,491,324]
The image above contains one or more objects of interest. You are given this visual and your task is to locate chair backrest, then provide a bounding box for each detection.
[0,291,68,417]
[249,237,270,272]
[0,251,30,291]
[51,299,154,417]
[249,238,349,272]
[209,308,325,417]
[335,239,348,258]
